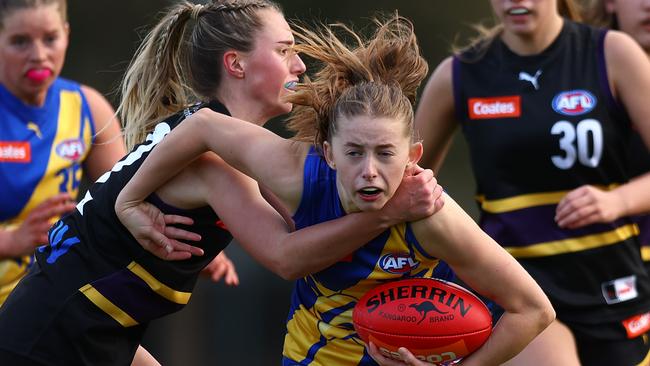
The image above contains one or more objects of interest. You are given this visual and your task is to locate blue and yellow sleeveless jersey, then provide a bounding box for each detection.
[452,20,650,324]
[0,78,94,305]
[282,148,454,366]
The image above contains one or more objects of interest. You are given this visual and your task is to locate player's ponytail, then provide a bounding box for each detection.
[118,0,282,149]
[285,14,428,148]
[118,1,197,149]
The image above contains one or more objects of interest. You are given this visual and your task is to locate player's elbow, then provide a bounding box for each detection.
[531,297,556,334]
[274,264,305,281]
[264,257,304,280]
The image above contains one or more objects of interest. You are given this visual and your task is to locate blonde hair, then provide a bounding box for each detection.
[0,0,67,29]
[285,15,428,148]
[118,0,281,149]
[454,0,583,59]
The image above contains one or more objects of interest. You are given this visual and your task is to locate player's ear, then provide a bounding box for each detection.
[323,141,336,170]
[408,142,423,167]
[223,50,245,78]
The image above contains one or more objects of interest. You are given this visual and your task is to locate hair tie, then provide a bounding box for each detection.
[191,3,204,20]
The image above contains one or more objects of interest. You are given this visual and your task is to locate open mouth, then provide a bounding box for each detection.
[358,187,383,200]
[507,7,531,16]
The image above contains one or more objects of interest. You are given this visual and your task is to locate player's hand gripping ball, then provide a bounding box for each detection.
[353,278,492,364]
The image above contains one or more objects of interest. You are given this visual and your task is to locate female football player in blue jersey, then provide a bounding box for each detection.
[413,0,650,365]
[0,0,126,306]
[116,14,555,366]
[0,1,444,365]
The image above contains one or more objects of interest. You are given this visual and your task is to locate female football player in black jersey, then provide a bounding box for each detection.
[0,1,444,365]
[413,0,650,365]
[584,0,650,326]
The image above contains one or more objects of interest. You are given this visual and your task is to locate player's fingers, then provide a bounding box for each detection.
[404,164,422,176]
[556,194,593,220]
[162,250,193,261]
[225,264,240,286]
[29,203,73,223]
[563,211,602,229]
[397,348,423,366]
[366,342,402,366]
[163,214,195,226]
[37,233,49,245]
[412,168,433,185]
[167,239,204,256]
[164,226,202,242]
[210,263,228,282]
[556,203,598,228]
[225,270,240,286]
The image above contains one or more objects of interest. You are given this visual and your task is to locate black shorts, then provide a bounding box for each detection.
[566,319,650,366]
[574,331,650,366]
[0,262,146,366]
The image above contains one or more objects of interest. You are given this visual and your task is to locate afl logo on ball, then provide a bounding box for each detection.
[379,253,420,274]
[552,90,596,116]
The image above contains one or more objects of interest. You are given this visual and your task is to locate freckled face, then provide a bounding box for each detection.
[324,115,421,213]
[240,9,307,119]
[0,3,68,106]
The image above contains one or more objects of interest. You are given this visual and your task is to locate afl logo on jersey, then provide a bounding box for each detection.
[379,253,420,274]
[55,138,85,161]
[552,90,596,116]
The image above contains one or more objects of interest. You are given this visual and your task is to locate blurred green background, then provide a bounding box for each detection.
[64,1,492,364]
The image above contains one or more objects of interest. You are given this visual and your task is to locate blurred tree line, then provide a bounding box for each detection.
[64,1,491,364]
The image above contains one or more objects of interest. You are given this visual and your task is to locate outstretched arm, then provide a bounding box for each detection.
[154,152,442,279]
[117,108,306,213]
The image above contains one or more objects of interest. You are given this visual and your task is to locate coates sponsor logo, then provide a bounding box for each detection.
[552,90,596,116]
[378,253,420,274]
[622,311,650,339]
[55,138,85,161]
[0,141,30,163]
[468,96,521,120]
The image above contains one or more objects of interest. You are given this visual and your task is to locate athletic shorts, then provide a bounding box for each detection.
[568,319,650,366]
[0,262,146,366]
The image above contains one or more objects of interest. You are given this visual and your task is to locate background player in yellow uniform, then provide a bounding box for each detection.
[0,0,125,305]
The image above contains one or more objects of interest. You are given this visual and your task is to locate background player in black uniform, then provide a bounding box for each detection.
[0,1,444,365]
[412,0,650,365]
[583,0,650,303]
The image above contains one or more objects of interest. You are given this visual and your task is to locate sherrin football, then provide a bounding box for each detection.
[353,277,492,364]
